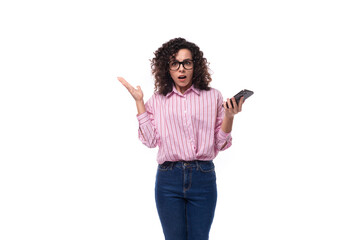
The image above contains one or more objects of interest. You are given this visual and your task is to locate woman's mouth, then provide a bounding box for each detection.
[178,75,186,81]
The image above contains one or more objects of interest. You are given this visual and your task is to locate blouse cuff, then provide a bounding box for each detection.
[218,129,232,141]
[137,112,150,125]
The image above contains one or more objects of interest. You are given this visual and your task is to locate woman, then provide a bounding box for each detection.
[118,37,244,240]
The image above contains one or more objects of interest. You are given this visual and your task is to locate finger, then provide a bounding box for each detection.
[239,96,244,104]
[117,76,131,89]
[117,77,134,92]
[117,76,126,85]
[226,98,233,109]
[238,96,244,111]
[223,101,228,109]
[231,97,237,109]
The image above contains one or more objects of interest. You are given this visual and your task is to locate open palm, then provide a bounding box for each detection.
[117,77,144,101]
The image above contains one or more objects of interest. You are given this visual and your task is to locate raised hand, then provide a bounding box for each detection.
[117,77,144,102]
[223,96,244,118]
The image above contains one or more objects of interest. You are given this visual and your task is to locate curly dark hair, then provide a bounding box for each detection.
[151,37,212,96]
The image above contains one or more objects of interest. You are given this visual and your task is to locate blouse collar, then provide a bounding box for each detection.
[166,84,200,98]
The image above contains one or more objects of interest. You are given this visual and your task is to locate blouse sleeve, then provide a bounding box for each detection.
[137,95,159,148]
[214,91,232,151]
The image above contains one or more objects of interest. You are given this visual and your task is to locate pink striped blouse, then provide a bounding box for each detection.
[137,85,232,164]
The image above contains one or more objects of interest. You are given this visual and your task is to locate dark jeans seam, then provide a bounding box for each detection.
[183,167,193,195]
[185,201,189,239]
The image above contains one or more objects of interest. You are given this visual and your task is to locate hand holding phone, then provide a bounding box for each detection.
[225,89,254,108]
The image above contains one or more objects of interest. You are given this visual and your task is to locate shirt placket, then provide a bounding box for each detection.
[183,94,197,153]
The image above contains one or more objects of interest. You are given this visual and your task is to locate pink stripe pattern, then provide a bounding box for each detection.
[137,85,232,164]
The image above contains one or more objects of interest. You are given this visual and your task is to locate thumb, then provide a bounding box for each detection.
[136,85,142,91]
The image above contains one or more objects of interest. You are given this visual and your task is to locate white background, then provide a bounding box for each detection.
[1,0,359,239]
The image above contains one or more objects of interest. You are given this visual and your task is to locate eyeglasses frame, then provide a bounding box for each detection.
[168,60,195,71]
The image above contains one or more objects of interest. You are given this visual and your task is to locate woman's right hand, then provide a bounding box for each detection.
[117,77,144,102]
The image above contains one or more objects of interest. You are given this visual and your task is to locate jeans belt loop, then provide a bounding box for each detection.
[170,162,175,170]
[195,160,200,171]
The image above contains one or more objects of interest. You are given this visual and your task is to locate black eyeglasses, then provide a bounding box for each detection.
[169,60,194,71]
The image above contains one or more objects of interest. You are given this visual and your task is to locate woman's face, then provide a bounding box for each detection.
[169,48,194,94]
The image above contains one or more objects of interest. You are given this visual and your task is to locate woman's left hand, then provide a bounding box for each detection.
[223,96,244,118]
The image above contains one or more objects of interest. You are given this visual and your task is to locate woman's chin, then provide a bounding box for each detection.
[176,82,190,88]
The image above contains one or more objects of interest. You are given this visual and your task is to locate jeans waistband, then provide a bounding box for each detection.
[160,160,213,169]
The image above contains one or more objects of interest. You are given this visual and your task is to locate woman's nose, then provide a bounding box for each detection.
[178,64,185,71]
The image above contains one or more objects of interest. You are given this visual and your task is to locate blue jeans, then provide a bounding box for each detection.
[155,160,217,240]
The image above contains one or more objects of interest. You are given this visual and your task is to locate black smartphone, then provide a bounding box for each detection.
[225,89,254,108]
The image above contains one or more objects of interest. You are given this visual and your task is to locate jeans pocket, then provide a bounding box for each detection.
[199,161,215,173]
[158,161,173,171]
